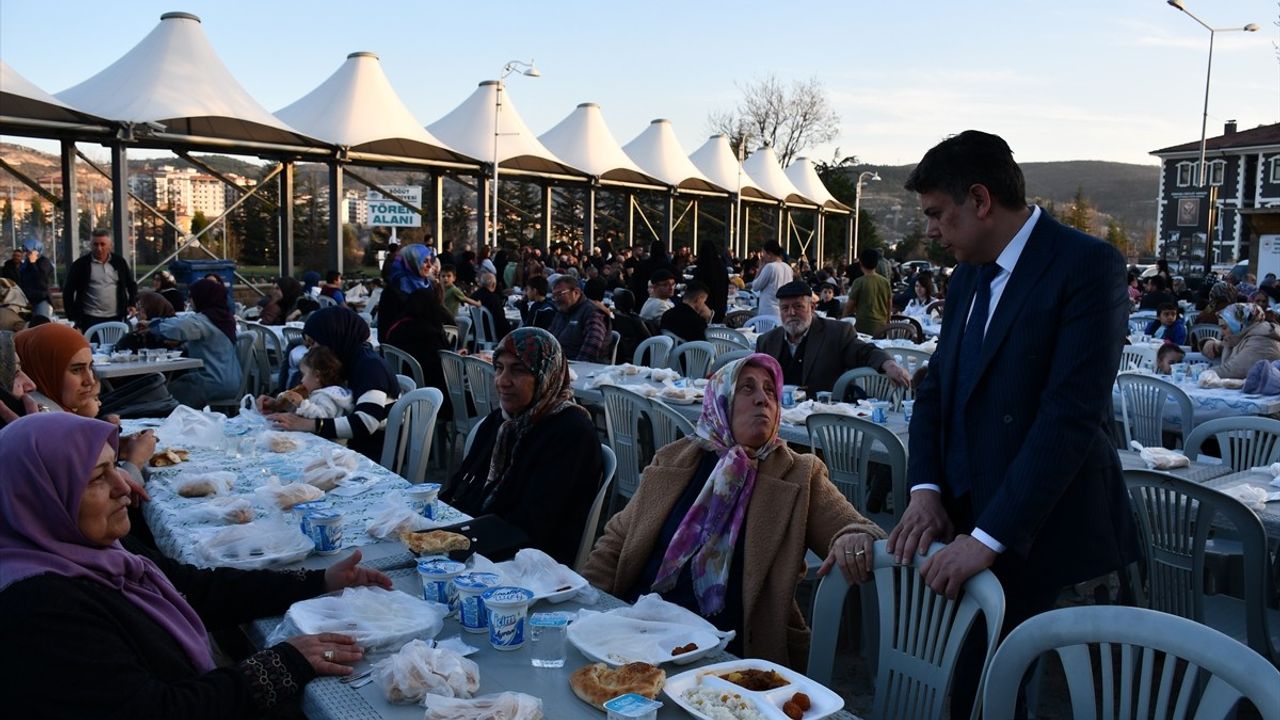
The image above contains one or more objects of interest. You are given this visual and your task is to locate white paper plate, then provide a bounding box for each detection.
[490,558,589,604]
[196,524,313,570]
[664,659,845,720]
[567,613,727,666]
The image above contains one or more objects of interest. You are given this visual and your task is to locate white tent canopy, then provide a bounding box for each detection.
[786,156,851,212]
[0,60,107,127]
[56,12,313,146]
[428,80,581,178]
[275,52,472,165]
[688,134,774,202]
[538,103,660,187]
[623,119,724,194]
[742,145,816,207]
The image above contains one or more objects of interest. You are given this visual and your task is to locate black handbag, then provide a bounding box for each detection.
[434,514,530,563]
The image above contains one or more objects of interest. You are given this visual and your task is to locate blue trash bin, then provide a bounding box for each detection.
[169,259,236,306]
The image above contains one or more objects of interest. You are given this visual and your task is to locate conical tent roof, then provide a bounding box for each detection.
[1,60,107,126]
[275,52,472,164]
[786,157,851,212]
[428,80,581,178]
[742,145,815,206]
[688,134,774,202]
[622,119,724,194]
[539,103,660,187]
[56,12,313,146]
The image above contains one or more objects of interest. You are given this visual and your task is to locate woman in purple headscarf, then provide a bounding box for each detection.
[582,353,884,669]
[0,413,393,717]
[143,278,240,408]
[376,243,437,340]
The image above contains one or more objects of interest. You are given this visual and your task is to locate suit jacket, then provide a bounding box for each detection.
[581,438,884,669]
[755,316,890,393]
[908,213,1138,589]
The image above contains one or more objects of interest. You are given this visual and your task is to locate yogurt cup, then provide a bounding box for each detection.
[417,558,466,612]
[604,693,663,720]
[293,500,331,536]
[482,586,535,651]
[306,511,343,555]
[406,483,441,519]
[454,571,502,633]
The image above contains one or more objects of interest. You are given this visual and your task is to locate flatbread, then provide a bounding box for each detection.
[569,662,665,709]
[398,530,470,556]
[149,449,189,467]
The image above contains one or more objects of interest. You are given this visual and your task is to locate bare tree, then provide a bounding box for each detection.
[708,75,841,167]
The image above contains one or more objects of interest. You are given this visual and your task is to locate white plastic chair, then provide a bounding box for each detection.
[668,340,717,379]
[983,606,1280,720]
[381,343,425,390]
[1190,322,1222,350]
[705,326,752,353]
[85,321,129,347]
[707,349,753,377]
[604,330,621,365]
[744,315,781,333]
[806,413,908,529]
[468,304,498,351]
[380,387,444,484]
[438,350,477,471]
[600,385,650,503]
[807,541,1005,720]
[647,398,696,450]
[395,374,416,396]
[1184,416,1280,471]
[1119,344,1157,372]
[208,333,258,416]
[462,355,496,418]
[573,445,616,572]
[633,335,674,368]
[832,366,902,409]
[1116,372,1195,449]
[281,325,305,347]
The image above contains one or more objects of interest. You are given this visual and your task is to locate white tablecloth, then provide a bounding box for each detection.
[1112,379,1280,429]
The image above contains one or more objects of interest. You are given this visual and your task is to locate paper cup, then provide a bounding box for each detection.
[417,558,466,612]
[306,511,343,555]
[454,572,502,633]
[482,586,535,651]
[406,483,441,519]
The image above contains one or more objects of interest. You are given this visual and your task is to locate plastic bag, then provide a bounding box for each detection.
[374,639,480,704]
[303,447,360,474]
[177,496,254,525]
[1198,370,1245,389]
[266,587,446,652]
[567,593,734,665]
[303,465,349,492]
[156,405,226,449]
[1221,484,1269,512]
[1131,441,1190,470]
[172,471,236,498]
[473,548,589,602]
[422,692,543,720]
[255,479,324,509]
[366,495,446,539]
[195,517,312,569]
[261,431,304,453]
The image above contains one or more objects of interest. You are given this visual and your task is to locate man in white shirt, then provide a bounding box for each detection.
[639,268,677,322]
[750,240,793,318]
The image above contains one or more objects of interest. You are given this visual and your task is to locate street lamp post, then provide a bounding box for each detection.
[491,59,540,249]
[851,170,880,261]
[1166,0,1258,270]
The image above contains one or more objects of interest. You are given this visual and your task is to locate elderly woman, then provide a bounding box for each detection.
[263,307,399,460]
[0,413,392,718]
[1196,281,1237,329]
[14,322,97,413]
[442,327,602,565]
[376,243,436,340]
[259,276,304,326]
[582,353,885,668]
[0,330,38,427]
[151,270,185,312]
[142,278,240,408]
[1200,302,1280,378]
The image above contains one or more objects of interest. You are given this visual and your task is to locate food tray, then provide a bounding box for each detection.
[568,613,726,666]
[664,658,844,720]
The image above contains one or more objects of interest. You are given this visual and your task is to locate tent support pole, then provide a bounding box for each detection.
[279,162,294,278]
[627,193,635,246]
[724,199,734,254]
[110,142,130,273]
[59,140,78,280]
[476,174,488,251]
[743,205,751,254]
[430,174,444,245]
[328,162,343,274]
[541,184,552,253]
[664,192,674,253]
[692,199,699,255]
[583,184,596,253]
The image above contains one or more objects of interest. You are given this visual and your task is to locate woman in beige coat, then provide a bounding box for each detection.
[581,353,884,669]
[1201,302,1280,378]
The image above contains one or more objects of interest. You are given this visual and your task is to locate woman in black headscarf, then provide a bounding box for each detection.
[385,288,454,418]
[692,240,730,323]
[260,276,304,326]
[262,307,399,460]
[144,279,240,408]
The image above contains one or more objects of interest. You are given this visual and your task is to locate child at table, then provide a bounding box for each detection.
[441,265,479,317]
[1155,342,1185,375]
[1145,302,1187,345]
[261,345,353,418]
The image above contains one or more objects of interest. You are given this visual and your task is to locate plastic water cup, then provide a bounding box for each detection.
[407,483,441,519]
[871,401,890,424]
[529,612,570,668]
[781,385,798,408]
[816,391,833,405]
[482,586,535,651]
[454,572,502,633]
[902,399,915,422]
[417,558,466,613]
[306,511,343,555]
[1171,363,1188,383]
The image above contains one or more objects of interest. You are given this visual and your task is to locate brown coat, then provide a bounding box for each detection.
[581,437,885,669]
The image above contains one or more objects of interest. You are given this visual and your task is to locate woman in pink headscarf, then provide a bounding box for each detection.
[582,353,884,669]
[0,413,392,718]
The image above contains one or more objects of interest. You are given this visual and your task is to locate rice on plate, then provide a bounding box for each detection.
[681,686,767,720]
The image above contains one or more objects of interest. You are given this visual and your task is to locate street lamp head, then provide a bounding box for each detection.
[1244,23,1261,31]
[523,65,542,78]
[871,172,882,182]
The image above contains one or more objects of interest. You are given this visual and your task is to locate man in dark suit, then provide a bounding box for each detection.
[755,280,910,393]
[659,280,712,342]
[887,130,1138,716]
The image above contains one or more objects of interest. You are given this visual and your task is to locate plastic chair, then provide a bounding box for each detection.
[381,343,426,390]
[806,413,908,528]
[600,385,649,502]
[724,309,753,329]
[315,294,338,308]
[1119,345,1157,372]
[438,350,476,471]
[396,374,416,396]
[468,304,498,351]
[632,335,674,368]
[1116,372,1195,449]
[462,355,496,418]
[208,333,258,416]
[85,321,129,347]
[744,315,780,333]
[668,340,717,379]
[1184,416,1280,471]
[442,325,460,351]
[1124,469,1279,666]
[874,316,924,343]
[243,322,285,375]
[707,349,753,377]
[573,444,616,572]
[463,416,487,458]
[807,541,1005,720]
[983,606,1280,720]
[281,325,304,347]
[832,367,902,409]
[647,398,696,450]
[604,330,621,365]
[1190,322,1222,350]
[380,387,444,484]
[706,326,752,352]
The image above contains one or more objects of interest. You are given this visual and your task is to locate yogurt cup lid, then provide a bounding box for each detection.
[454,572,502,590]
[481,586,534,606]
[417,559,466,575]
[308,511,342,522]
[603,693,663,714]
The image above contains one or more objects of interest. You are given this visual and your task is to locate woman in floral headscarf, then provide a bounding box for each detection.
[376,243,438,340]
[441,327,602,565]
[582,353,884,668]
[1201,301,1280,378]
